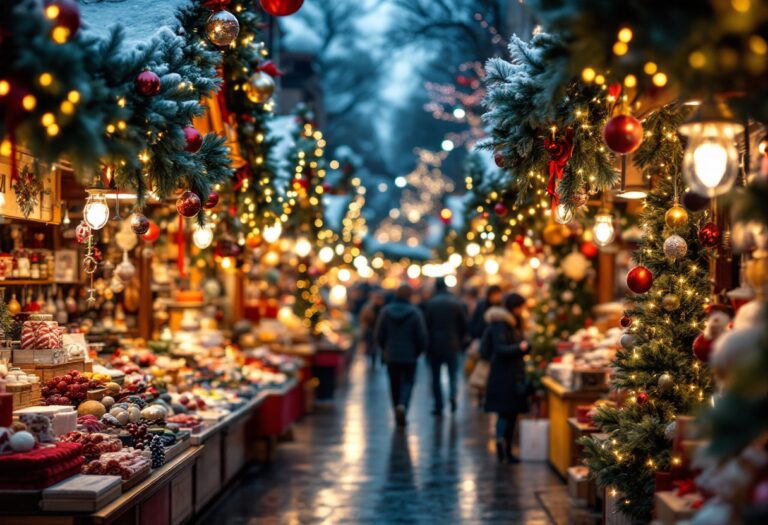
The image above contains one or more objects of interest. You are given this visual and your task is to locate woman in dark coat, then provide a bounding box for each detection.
[480,293,529,463]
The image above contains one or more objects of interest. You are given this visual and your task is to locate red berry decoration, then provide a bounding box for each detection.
[130,213,150,235]
[183,126,203,153]
[603,114,643,154]
[203,191,219,209]
[75,221,91,244]
[493,151,505,168]
[45,0,81,42]
[141,221,160,243]
[259,0,304,17]
[626,265,654,294]
[493,203,508,217]
[581,241,599,259]
[692,334,713,362]
[698,222,720,249]
[682,190,710,212]
[135,71,161,97]
[619,315,632,328]
[636,393,649,405]
[176,191,202,218]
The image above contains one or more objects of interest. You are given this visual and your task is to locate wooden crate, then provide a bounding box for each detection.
[17,359,86,382]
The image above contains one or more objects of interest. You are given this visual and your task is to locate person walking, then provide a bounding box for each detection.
[359,290,386,367]
[469,285,503,340]
[480,293,530,463]
[375,284,428,427]
[424,277,468,415]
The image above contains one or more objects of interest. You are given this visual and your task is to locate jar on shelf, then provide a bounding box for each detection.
[30,252,41,280]
[16,250,30,278]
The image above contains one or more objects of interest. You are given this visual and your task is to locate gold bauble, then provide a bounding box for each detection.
[745,251,768,298]
[7,293,21,316]
[245,71,275,104]
[543,221,568,246]
[665,204,689,229]
[246,232,262,249]
[662,293,680,311]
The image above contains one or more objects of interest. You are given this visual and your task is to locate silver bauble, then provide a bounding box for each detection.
[206,10,240,47]
[658,373,674,393]
[620,333,637,349]
[663,234,688,260]
[115,252,136,282]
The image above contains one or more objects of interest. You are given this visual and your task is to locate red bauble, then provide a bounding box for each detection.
[494,151,505,168]
[75,221,91,244]
[692,334,713,362]
[130,213,150,235]
[176,191,202,218]
[603,114,643,154]
[204,191,219,209]
[581,241,599,259]
[183,126,202,153]
[636,393,649,405]
[259,0,304,17]
[682,190,710,212]
[215,240,241,258]
[292,177,309,190]
[45,0,81,40]
[620,315,632,328]
[494,203,508,217]
[135,71,161,97]
[141,221,160,243]
[481,211,489,219]
[627,265,654,294]
[698,222,720,249]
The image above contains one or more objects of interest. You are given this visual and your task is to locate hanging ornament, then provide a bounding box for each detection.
[245,232,262,249]
[493,202,508,217]
[592,211,616,247]
[682,190,710,212]
[75,221,91,244]
[129,213,150,235]
[698,222,720,249]
[205,9,240,47]
[215,239,242,258]
[493,151,505,168]
[658,373,674,393]
[115,252,136,282]
[663,234,688,260]
[259,0,304,17]
[7,294,21,316]
[678,98,743,197]
[543,221,568,246]
[561,251,590,281]
[83,189,110,230]
[580,241,599,259]
[662,293,681,311]
[664,203,689,229]
[245,71,275,104]
[44,0,81,43]
[570,192,589,208]
[692,334,713,362]
[636,392,649,405]
[183,126,203,153]
[135,71,161,97]
[603,114,643,154]
[176,191,201,218]
[141,221,160,243]
[554,203,573,225]
[192,224,214,249]
[204,191,219,209]
[627,265,654,294]
[620,333,637,349]
[544,128,575,213]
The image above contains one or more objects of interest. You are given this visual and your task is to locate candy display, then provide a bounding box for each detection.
[82,449,151,480]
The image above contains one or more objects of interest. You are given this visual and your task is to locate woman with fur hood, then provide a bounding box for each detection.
[480,292,530,463]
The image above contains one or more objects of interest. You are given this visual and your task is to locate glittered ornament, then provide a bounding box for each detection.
[75,221,91,244]
[658,373,674,393]
[682,190,710,212]
[663,234,688,260]
[129,213,150,235]
[259,0,304,17]
[665,204,689,229]
[206,9,240,47]
[620,315,632,328]
[493,202,508,217]
[692,334,712,362]
[135,71,161,97]
[620,333,637,349]
[141,221,160,243]
[115,252,136,282]
[45,0,81,43]
[662,293,681,311]
[493,151,505,168]
[176,191,202,218]
[245,71,275,104]
[636,392,649,405]
[183,126,203,153]
[627,265,654,294]
[698,222,720,249]
[204,191,219,209]
[581,241,598,259]
[603,114,643,154]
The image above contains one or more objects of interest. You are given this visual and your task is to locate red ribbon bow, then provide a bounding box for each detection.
[203,0,231,11]
[258,60,284,78]
[544,127,574,208]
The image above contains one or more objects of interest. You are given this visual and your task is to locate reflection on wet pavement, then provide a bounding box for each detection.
[200,353,596,524]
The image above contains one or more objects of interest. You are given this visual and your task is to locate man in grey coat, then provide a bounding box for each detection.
[424,277,468,415]
[375,284,428,427]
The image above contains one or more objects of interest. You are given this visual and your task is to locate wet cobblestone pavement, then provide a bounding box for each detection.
[200,354,599,524]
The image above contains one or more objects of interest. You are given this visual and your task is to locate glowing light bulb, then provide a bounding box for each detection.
[448,253,463,268]
[83,189,109,230]
[395,176,407,188]
[441,139,455,152]
[319,246,334,263]
[593,212,616,247]
[338,268,351,282]
[407,264,421,279]
[445,275,458,287]
[554,203,574,224]
[453,108,466,119]
[295,237,311,257]
[530,256,541,269]
[466,242,481,258]
[262,221,282,244]
[329,284,347,307]
[484,258,500,275]
[192,224,214,249]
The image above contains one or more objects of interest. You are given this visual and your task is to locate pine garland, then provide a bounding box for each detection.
[580,106,712,522]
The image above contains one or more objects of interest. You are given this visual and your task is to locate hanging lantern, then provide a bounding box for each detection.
[263,221,282,244]
[83,189,110,230]
[295,237,312,257]
[554,203,573,225]
[592,211,615,247]
[192,224,214,249]
[678,98,744,197]
[205,10,240,47]
[245,71,275,104]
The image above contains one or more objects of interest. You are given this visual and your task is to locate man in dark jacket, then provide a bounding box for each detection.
[424,277,468,415]
[375,284,428,427]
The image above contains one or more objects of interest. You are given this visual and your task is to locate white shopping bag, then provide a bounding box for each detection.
[519,418,549,461]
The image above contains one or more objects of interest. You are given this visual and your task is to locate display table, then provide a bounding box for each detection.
[541,376,607,478]
[312,343,349,399]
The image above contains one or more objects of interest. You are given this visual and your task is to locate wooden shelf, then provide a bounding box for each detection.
[0,280,80,286]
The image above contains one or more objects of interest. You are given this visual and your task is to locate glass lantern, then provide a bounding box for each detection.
[83,189,110,230]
